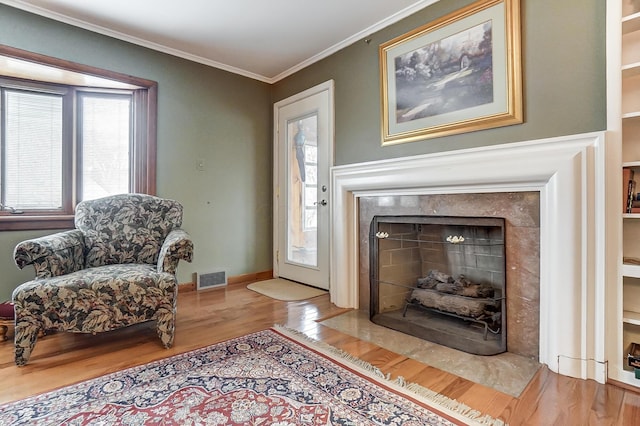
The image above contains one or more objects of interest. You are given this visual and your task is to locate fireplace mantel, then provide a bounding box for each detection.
[329,132,615,383]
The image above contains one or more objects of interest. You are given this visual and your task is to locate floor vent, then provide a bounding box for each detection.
[197,270,227,290]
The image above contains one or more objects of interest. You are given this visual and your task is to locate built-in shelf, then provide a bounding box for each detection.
[623,11,640,34]
[615,2,640,388]
[623,263,640,277]
[623,62,640,78]
[624,310,640,325]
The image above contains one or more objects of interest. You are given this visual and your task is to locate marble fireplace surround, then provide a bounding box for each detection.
[330,132,611,383]
[359,192,539,359]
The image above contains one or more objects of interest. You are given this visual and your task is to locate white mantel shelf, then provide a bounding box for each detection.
[329,132,616,384]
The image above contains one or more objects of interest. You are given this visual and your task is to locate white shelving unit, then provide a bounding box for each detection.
[615,0,640,388]
[624,310,640,326]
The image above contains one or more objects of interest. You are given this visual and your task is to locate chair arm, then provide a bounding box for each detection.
[14,229,85,279]
[157,229,194,274]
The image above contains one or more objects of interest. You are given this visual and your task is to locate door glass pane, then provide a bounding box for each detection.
[4,90,63,209]
[80,95,131,201]
[287,115,318,267]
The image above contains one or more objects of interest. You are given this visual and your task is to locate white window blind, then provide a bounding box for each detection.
[79,95,131,201]
[4,90,63,209]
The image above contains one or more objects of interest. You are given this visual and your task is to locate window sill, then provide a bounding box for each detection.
[0,215,74,231]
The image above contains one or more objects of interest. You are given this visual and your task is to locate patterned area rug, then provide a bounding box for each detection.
[0,326,503,425]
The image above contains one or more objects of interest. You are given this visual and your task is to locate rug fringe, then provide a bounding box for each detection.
[273,324,506,426]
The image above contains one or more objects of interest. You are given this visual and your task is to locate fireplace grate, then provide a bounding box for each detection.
[403,299,502,340]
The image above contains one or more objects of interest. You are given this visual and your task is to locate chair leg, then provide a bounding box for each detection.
[155,306,175,349]
[14,319,41,366]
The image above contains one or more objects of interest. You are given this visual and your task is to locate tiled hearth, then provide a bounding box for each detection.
[359,192,540,359]
[330,132,611,383]
[320,309,540,397]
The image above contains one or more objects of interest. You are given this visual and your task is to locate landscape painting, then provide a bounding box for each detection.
[394,21,493,124]
[380,0,522,145]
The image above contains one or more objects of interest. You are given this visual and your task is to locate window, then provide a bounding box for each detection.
[4,87,65,210]
[0,45,157,230]
[302,137,318,231]
[78,93,132,200]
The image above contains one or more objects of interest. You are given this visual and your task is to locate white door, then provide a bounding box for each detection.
[273,80,333,290]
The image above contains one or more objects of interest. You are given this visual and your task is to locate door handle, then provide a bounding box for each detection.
[314,200,327,206]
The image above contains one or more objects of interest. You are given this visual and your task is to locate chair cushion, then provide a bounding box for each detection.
[12,263,177,333]
[75,194,183,268]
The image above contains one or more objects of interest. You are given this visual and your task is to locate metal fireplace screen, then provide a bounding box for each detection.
[369,215,506,355]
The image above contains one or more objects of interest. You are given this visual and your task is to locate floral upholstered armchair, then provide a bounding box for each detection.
[11,194,193,366]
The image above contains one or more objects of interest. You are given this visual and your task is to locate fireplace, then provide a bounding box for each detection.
[359,193,537,359]
[369,215,507,355]
[329,132,610,383]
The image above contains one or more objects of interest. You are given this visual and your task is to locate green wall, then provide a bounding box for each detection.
[0,0,606,301]
[0,4,273,300]
[272,0,606,165]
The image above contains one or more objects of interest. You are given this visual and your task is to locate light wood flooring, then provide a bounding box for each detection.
[0,281,639,424]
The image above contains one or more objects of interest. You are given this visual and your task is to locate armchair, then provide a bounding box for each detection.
[12,193,193,365]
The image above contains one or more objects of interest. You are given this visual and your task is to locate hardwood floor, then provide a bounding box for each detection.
[1,281,640,424]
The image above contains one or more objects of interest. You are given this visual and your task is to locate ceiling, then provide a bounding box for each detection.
[2,0,438,83]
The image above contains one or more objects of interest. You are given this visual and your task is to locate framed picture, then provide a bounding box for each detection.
[380,0,522,145]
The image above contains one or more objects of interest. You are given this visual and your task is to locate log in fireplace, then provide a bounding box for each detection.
[369,215,506,355]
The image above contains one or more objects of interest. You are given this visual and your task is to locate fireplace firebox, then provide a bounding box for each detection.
[369,215,506,355]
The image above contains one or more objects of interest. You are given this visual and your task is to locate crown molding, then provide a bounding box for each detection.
[2,0,438,84]
[1,0,272,82]
[270,0,439,83]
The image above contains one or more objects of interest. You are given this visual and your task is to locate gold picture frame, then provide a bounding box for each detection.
[380,0,522,145]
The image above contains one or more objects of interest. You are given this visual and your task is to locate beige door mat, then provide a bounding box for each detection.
[247,278,327,301]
